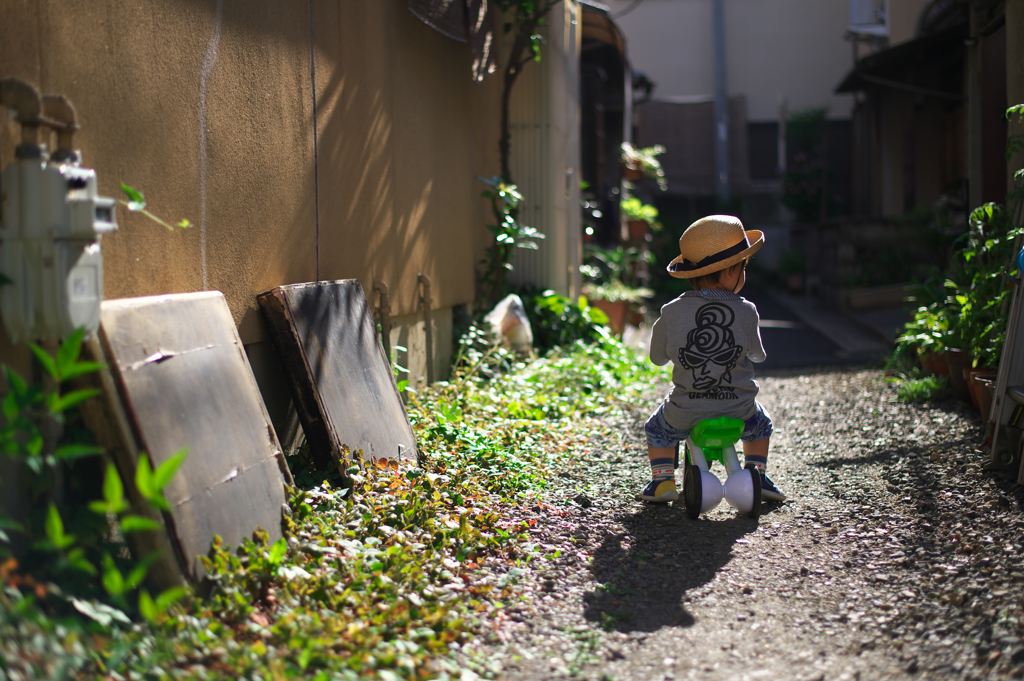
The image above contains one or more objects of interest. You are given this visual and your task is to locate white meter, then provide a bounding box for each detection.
[0,150,117,342]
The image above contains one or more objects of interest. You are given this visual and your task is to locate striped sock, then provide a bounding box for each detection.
[650,457,675,481]
[745,454,767,471]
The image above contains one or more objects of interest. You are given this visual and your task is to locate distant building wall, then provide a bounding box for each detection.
[605,0,855,122]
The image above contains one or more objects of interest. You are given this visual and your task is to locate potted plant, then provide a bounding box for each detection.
[620,197,660,242]
[582,279,654,335]
[620,142,668,191]
[581,244,653,335]
[896,302,952,376]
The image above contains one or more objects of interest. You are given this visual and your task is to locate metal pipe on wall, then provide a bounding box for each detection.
[712,0,730,202]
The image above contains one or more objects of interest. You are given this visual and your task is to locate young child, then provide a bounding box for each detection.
[640,215,785,504]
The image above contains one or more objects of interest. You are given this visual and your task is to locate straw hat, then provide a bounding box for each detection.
[667,215,764,279]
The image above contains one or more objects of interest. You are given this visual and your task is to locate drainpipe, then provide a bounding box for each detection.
[417,274,434,385]
[712,0,730,202]
[777,97,787,177]
[0,78,44,155]
[42,95,79,163]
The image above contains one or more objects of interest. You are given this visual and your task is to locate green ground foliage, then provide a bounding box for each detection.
[1,329,659,679]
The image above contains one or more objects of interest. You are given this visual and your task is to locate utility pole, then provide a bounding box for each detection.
[712,0,730,202]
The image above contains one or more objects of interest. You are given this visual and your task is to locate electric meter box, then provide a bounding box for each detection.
[0,153,117,343]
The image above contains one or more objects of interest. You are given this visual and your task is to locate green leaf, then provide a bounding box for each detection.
[155,586,187,611]
[138,589,158,622]
[125,560,149,590]
[121,183,146,211]
[88,500,110,515]
[136,455,173,510]
[2,392,17,422]
[102,463,125,509]
[176,219,191,229]
[45,504,74,550]
[27,343,59,381]
[298,646,313,672]
[135,455,155,500]
[56,327,85,378]
[0,272,11,286]
[152,447,188,493]
[267,537,288,566]
[4,366,27,400]
[59,361,105,381]
[66,547,97,575]
[149,494,172,513]
[54,443,104,460]
[102,553,125,596]
[119,515,161,533]
[23,454,43,474]
[52,388,101,413]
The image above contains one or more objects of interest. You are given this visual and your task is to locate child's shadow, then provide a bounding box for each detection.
[583,504,759,633]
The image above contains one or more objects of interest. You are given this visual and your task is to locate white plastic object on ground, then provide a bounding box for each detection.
[483,293,533,353]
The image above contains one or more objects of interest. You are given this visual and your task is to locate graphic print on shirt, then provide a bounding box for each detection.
[679,302,742,399]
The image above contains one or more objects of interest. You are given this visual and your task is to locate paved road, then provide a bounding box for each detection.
[742,287,845,372]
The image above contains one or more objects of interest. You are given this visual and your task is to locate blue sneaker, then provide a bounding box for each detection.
[640,478,679,503]
[746,463,786,502]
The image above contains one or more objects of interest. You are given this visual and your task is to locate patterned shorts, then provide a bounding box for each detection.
[643,401,774,449]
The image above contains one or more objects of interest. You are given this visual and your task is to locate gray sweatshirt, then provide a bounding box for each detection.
[649,289,766,430]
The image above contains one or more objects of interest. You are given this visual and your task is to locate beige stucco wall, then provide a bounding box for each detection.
[605,0,855,121]
[1,1,500,375]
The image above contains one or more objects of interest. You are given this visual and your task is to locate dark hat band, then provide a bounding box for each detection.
[669,238,750,273]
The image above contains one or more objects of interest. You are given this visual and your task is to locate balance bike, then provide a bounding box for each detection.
[678,417,761,520]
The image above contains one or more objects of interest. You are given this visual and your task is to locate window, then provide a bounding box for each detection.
[849,0,888,37]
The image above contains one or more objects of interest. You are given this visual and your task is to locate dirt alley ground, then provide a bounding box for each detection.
[464,368,1024,681]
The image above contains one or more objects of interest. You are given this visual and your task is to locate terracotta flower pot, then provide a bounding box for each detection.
[967,367,995,413]
[944,349,971,401]
[629,307,645,328]
[591,298,628,336]
[974,374,997,423]
[918,352,936,375]
[965,367,980,410]
[930,351,949,376]
[627,219,649,242]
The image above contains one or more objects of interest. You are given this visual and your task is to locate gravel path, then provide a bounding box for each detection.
[465,368,1024,680]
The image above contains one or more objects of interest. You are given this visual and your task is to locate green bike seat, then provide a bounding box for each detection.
[689,417,745,462]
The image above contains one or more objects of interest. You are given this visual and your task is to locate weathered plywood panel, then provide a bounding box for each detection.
[100,291,289,580]
[258,281,417,471]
